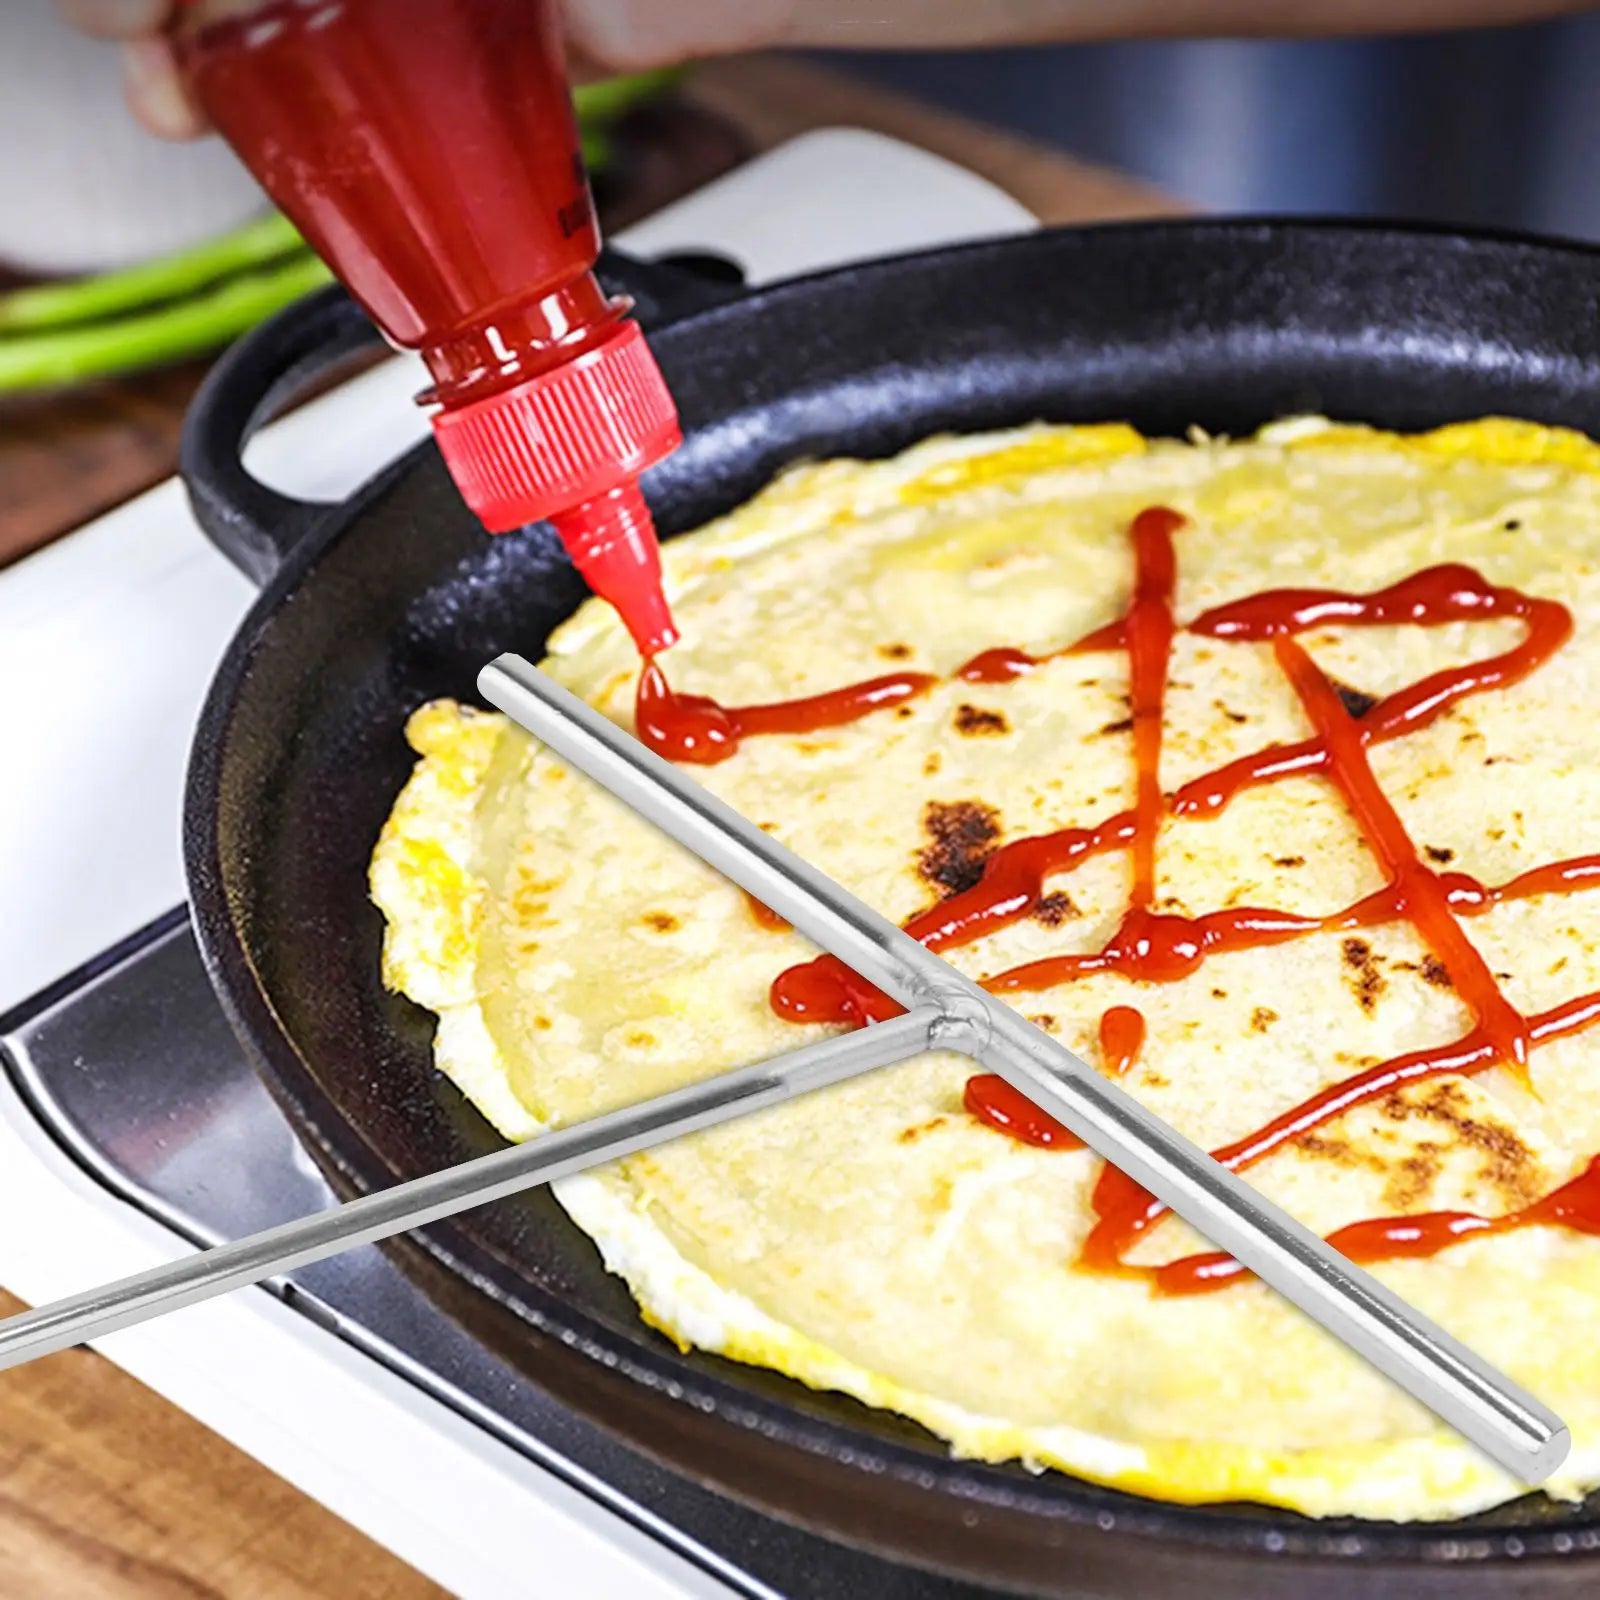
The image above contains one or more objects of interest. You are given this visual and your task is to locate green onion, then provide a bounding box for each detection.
[0,211,307,336]
[575,69,680,171]
[573,67,681,129]
[580,125,613,171]
[0,251,333,393]
[0,68,677,388]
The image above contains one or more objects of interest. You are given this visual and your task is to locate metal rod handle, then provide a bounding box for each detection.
[480,654,1569,1485]
[0,1009,938,1372]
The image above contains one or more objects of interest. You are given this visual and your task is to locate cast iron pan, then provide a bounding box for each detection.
[181,222,1600,1597]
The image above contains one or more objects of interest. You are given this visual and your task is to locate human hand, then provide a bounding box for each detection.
[61,0,1594,140]
[56,1,205,139]
[53,0,808,140]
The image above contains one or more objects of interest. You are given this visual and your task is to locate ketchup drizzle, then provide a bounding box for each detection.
[963,1005,1147,1148]
[958,646,1047,683]
[1173,566,1571,819]
[1139,1152,1600,1297]
[1085,983,1600,1270]
[774,505,1189,1025]
[1122,507,1184,910]
[1274,633,1532,1078]
[633,504,1600,1291]
[636,660,937,766]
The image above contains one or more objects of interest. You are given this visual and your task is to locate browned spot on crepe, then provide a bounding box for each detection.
[917,800,1001,898]
[1034,890,1079,927]
[1342,936,1387,1015]
[954,703,1010,737]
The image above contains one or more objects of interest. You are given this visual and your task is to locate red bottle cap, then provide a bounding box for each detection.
[432,320,682,655]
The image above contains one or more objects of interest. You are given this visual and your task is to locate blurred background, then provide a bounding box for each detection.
[7,9,1599,279]
[6,6,1598,561]
[826,12,1600,238]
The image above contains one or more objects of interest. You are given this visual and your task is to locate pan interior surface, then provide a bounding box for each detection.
[187,223,1600,1583]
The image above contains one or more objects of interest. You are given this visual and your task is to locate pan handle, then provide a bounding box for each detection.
[180,284,387,586]
[180,249,746,588]
[595,244,749,326]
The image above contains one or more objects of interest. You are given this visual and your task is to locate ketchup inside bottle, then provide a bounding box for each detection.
[175,0,680,656]
[178,0,603,402]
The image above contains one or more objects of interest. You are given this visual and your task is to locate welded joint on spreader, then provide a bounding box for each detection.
[925,987,995,1058]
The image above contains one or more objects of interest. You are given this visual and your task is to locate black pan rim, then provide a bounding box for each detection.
[184,215,1600,1568]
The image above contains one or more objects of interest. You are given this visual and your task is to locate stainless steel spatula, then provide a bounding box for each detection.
[0,654,1570,1487]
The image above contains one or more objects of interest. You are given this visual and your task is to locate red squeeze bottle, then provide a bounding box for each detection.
[172,0,680,656]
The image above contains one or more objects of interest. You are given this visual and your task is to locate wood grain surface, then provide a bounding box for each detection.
[0,57,1174,1598]
[0,1293,443,1599]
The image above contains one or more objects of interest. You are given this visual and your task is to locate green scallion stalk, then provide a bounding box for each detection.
[0,251,333,393]
[580,125,613,171]
[573,67,681,127]
[0,68,677,388]
[0,212,309,337]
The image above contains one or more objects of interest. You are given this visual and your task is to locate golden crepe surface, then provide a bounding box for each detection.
[370,414,1600,1521]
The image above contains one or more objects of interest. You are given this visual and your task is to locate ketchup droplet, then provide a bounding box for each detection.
[636,660,737,762]
[744,892,791,932]
[1099,1006,1146,1077]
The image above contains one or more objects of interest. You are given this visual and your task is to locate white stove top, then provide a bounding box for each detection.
[0,130,1033,1598]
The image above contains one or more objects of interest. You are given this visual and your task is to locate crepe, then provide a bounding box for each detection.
[370,414,1600,1520]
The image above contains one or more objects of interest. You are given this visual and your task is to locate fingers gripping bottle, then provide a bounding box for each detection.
[175,0,680,654]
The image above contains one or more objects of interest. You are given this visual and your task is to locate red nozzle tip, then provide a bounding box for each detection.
[551,481,679,656]
[428,317,683,655]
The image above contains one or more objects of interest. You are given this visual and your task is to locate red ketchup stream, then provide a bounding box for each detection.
[634,508,1600,1294]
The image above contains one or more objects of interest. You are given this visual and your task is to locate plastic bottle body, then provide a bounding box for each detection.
[177,0,603,376]
[175,0,680,653]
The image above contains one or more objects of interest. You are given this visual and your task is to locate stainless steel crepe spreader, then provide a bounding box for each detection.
[0,654,1571,1487]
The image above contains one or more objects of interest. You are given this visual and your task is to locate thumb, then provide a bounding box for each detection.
[123,36,210,138]
[57,0,175,40]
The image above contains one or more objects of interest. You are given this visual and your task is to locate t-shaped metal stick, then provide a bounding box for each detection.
[0,654,1570,1489]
